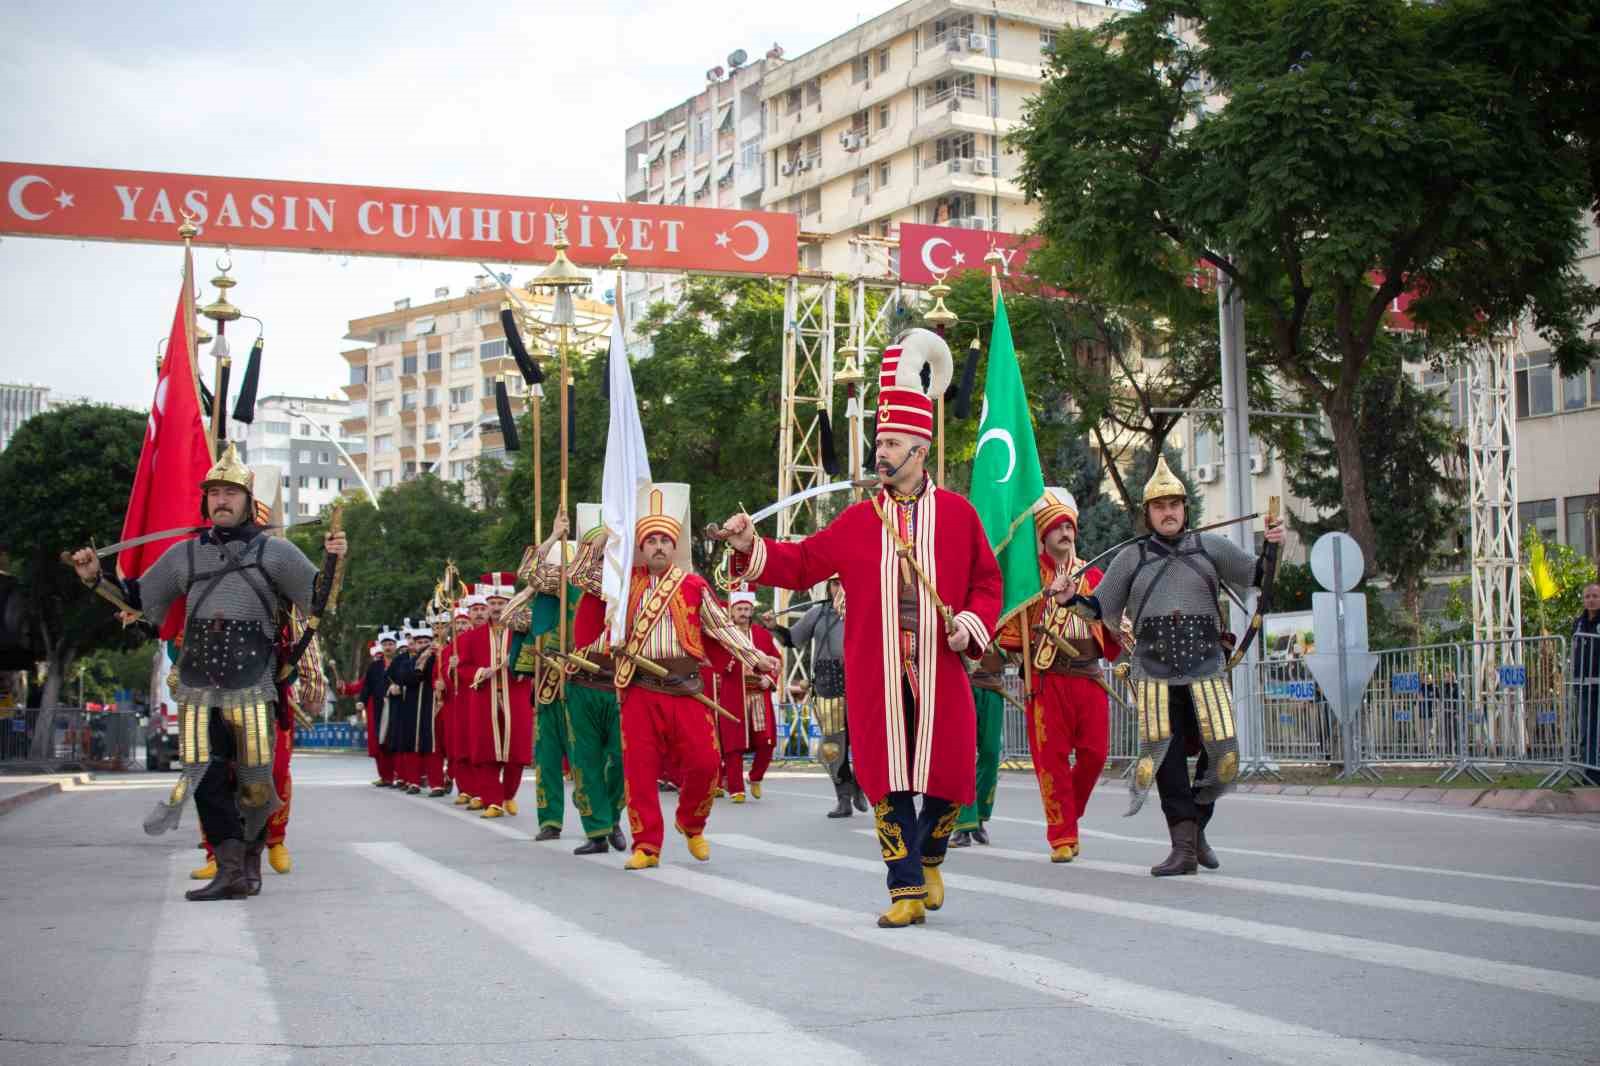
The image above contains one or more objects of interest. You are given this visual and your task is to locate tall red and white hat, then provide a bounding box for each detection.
[475,571,517,601]
[728,581,758,608]
[634,482,693,571]
[875,328,953,441]
[1034,486,1079,542]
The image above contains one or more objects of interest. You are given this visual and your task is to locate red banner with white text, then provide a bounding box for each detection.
[0,162,798,275]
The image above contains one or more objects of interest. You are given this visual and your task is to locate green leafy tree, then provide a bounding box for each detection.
[290,476,495,684]
[1011,0,1600,569]
[0,404,148,756]
[1287,342,1464,642]
[74,641,159,705]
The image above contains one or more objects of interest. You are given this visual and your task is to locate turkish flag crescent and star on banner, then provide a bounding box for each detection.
[897,223,1042,286]
[118,246,215,638]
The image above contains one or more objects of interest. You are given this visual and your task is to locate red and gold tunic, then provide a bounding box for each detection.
[734,479,1002,803]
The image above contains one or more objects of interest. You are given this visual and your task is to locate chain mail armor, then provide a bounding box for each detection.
[782,601,851,786]
[132,531,319,838]
[1086,531,1259,814]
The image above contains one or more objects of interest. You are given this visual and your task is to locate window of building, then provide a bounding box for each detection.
[451,421,473,440]
[425,387,440,408]
[933,132,976,165]
[373,399,392,417]
[449,385,474,406]
[1567,495,1599,558]
[298,423,313,436]
[426,351,442,372]
[297,502,311,517]
[374,364,395,384]
[476,306,495,324]
[257,448,291,464]
[319,451,330,464]
[401,391,418,411]
[852,170,870,198]
[878,103,892,131]
[1515,352,1555,418]
[1192,426,1217,469]
[448,460,469,481]
[694,112,711,155]
[374,434,395,454]
[425,423,440,441]
[451,349,473,370]
[402,427,417,446]
[930,13,975,46]
[926,193,977,224]
[1517,498,1558,542]
[851,110,869,136]
[375,469,393,488]
[263,420,291,434]
[878,47,890,74]
[785,87,802,115]
[348,366,367,387]
[297,476,310,489]
[297,449,312,464]
[877,161,892,189]
[930,73,977,108]
[1420,366,1469,429]
[804,188,821,216]
[851,54,871,84]
[480,339,506,361]
[402,355,418,375]
[1040,28,1058,53]
[805,78,821,109]
[332,478,343,492]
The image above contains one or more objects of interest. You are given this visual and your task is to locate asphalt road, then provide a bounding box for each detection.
[2,754,1597,1066]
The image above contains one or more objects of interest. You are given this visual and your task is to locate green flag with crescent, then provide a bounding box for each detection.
[969,291,1045,625]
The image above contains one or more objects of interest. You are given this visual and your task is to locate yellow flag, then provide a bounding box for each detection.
[1527,537,1559,601]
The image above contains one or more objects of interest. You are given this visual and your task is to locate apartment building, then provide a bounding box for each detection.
[341,277,610,500]
[622,46,786,340]
[0,382,49,452]
[231,395,362,524]
[758,0,1116,275]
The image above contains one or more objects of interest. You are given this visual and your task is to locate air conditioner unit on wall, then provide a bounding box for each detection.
[967,34,989,52]
[970,157,990,175]
[781,161,796,176]
[841,132,862,151]
[1195,463,1217,484]
[1250,453,1269,475]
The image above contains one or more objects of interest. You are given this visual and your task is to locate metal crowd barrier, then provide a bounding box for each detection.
[1558,632,1600,787]
[1362,643,1471,767]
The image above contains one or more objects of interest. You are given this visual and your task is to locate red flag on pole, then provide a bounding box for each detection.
[118,244,215,638]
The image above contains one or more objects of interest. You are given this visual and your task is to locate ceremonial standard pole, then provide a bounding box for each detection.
[529,216,590,656]
[923,268,958,487]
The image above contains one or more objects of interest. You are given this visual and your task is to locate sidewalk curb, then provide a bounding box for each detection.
[1231,781,1600,816]
[0,782,62,816]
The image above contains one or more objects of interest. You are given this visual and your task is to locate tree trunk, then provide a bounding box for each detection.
[29,647,74,761]
[1325,398,1380,569]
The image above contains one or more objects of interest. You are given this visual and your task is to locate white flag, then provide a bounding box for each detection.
[600,310,652,643]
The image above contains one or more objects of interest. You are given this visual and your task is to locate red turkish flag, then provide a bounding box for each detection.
[118,249,215,638]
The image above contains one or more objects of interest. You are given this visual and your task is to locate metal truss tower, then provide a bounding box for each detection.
[1466,332,1523,648]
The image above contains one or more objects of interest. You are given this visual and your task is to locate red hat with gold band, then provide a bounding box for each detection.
[875,328,953,441]
[634,483,693,571]
[1034,486,1079,542]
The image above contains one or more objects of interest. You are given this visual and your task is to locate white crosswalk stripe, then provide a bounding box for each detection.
[855,830,1600,937]
[647,863,1450,1066]
[986,814,1600,893]
[128,854,288,1066]
[354,841,876,1066]
[715,833,1600,1004]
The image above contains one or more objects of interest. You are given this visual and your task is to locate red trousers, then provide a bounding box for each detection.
[394,751,447,788]
[455,760,524,807]
[622,688,719,855]
[373,749,396,783]
[720,733,775,795]
[1027,673,1110,848]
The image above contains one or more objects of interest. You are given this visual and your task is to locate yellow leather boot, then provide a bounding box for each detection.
[267,843,292,874]
[481,804,506,819]
[750,781,762,799]
[876,898,927,928]
[1050,844,1075,863]
[922,866,945,911]
[504,799,519,816]
[624,848,660,870]
[189,857,217,880]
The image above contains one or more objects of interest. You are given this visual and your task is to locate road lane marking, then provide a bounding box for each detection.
[716,834,1600,1005]
[353,842,874,1066]
[127,854,287,1066]
[648,862,1449,1066]
[984,816,1600,893]
[852,830,1600,938]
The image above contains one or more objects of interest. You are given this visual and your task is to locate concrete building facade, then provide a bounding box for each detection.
[341,277,610,501]
[232,395,363,525]
[0,383,50,452]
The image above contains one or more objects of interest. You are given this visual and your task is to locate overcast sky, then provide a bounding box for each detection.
[0,0,893,408]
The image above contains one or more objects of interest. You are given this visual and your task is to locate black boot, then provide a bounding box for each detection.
[827,783,853,818]
[1151,820,1198,877]
[186,838,251,901]
[1196,824,1220,870]
[851,783,869,812]
[574,837,609,855]
[534,826,561,841]
[242,839,265,896]
[949,829,972,848]
[608,824,627,852]
[971,822,990,846]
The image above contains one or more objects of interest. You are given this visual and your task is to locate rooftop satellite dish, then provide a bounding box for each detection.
[728,49,748,68]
